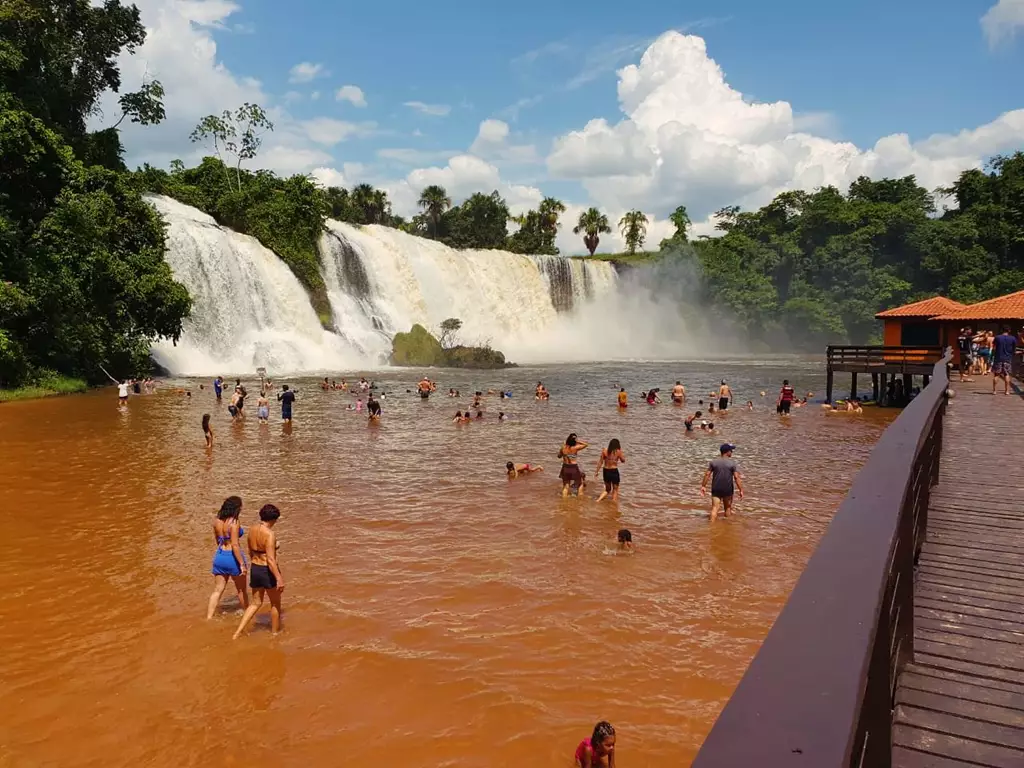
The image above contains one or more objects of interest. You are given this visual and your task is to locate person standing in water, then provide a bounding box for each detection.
[617,388,628,408]
[278,384,296,423]
[558,433,588,497]
[684,410,702,432]
[367,394,382,421]
[777,379,796,415]
[718,380,732,411]
[233,504,284,639]
[701,443,744,522]
[213,376,224,401]
[117,379,129,405]
[207,496,249,619]
[418,376,432,399]
[596,438,626,502]
[671,381,686,405]
[202,413,214,448]
[256,391,270,424]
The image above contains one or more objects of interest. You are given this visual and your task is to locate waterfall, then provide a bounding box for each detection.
[148,195,364,375]
[319,220,619,363]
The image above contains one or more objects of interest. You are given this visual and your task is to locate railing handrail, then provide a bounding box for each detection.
[691,349,952,767]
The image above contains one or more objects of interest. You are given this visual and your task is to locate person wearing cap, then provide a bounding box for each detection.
[700,444,744,522]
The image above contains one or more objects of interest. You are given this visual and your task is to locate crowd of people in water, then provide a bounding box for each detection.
[112,368,875,766]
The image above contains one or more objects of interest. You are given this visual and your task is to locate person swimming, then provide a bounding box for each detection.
[207,496,249,619]
[617,529,634,552]
[575,721,616,767]
[506,461,543,479]
[202,413,213,448]
[498,412,508,421]
[596,438,626,502]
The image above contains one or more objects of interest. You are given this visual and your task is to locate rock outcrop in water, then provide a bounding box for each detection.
[389,325,512,369]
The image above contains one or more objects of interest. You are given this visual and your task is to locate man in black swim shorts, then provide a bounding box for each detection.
[700,443,744,522]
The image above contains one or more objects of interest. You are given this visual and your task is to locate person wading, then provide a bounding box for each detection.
[700,443,744,522]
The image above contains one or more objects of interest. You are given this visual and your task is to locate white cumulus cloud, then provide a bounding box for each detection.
[404,101,451,117]
[469,118,539,164]
[982,0,1024,47]
[288,61,327,83]
[302,117,376,146]
[546,31,1024,221]
[335,85,367,107]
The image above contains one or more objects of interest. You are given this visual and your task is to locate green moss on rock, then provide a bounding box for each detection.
[390,324,445,366]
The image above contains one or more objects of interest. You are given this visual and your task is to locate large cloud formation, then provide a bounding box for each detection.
[547,31,1024,223]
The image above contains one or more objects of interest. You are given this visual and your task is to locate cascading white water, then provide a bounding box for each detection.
[148,195,364,375]
[319,221,619,363]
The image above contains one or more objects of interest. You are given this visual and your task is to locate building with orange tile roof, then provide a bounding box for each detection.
[874,296,965,347]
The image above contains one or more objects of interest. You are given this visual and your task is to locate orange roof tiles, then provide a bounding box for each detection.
[932,289,1024,322]
[875,296,966,319]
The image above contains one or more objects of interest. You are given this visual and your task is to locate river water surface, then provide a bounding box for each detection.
[0,360,891,767]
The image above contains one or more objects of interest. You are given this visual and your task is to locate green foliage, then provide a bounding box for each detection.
[507,197,565,255]
[441,191,510,249]
[619,209,648,254]
[573,207,612,256]
[438,317,462,349]
[390,323,445,366]
[0,373,87,402]
[660,205,691,249]
[190,103,274,192]
[681,160,1024,349]
[418,184,451,239]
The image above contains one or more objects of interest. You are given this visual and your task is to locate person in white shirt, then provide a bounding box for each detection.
[118,380,129,405]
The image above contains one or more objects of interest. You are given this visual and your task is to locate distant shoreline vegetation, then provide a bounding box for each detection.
[3,0,1022,390]
[390,322,514,370]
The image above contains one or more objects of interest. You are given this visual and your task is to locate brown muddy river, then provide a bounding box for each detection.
[0,360,892,767]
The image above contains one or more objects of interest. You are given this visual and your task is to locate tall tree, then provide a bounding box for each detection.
[190,103,274,192]
[538,196,566,253]
[417,184,451,239]
[669,205,691,242]
[619,210,649,254]
[573,207,611,256]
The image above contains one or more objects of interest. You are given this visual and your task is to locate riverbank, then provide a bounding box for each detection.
[0,376,87,403]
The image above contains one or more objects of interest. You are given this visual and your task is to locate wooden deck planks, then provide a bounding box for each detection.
[894,379,1024,768]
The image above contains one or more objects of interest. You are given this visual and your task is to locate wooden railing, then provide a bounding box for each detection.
[827,346,945,371]
[691,349,952,768]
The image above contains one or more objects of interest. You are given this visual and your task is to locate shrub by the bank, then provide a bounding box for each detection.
[0,373,87,402]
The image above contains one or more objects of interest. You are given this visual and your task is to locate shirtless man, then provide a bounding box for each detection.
[418,376,432,400]
[718,380,732,411]
[671,381,686,405]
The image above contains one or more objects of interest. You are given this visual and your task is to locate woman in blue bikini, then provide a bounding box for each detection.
[206,496,250,619]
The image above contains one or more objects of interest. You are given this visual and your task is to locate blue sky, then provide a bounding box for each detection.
[116,0,1024,251]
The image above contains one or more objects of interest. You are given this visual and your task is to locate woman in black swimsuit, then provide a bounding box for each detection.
[233,504,284,639]
[596,438,625,502]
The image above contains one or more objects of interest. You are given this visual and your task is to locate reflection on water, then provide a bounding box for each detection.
[0,360,892,767]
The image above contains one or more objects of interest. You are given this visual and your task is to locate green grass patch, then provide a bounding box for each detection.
[0,375,87,402]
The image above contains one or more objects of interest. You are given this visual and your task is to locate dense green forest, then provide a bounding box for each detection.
[3,0,1022,389]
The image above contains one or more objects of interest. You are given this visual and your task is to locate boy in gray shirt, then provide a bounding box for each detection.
[700,443,744,522]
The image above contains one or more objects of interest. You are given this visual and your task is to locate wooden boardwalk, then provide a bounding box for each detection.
[894,378,1024,767]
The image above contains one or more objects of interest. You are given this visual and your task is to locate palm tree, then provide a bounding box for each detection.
[351,183,376,224]
[417,184,451,238]
[573,208,612,256]
[538,196,566,252]
[669,205,691,243]
[371,188,391,225]
[618,210,649,254]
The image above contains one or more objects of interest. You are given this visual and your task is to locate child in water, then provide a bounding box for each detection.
[202,413,213,448]
[617,529,634,552]
[575,721,616,767]
[506,462,543,479]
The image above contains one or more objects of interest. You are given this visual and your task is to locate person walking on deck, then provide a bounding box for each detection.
[992,326,1017,396]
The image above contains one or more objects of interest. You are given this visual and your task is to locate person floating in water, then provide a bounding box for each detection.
[575,721,616,767]
[671,381,686,405]
[367,394,382,422]
[701,443,744,522]
[498,411,508,421]
[535,382,550,400]
[617,388,628,408]
[277,384,296,423]
[617,529,634,553]
[207,496,248,619]
[202,413,213,448]
[506,462,543,479]
[233,504,284,640]
[718,380,732,411]
[684,410,702,432]
[596,438,625,502]
[558,433,588,497]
